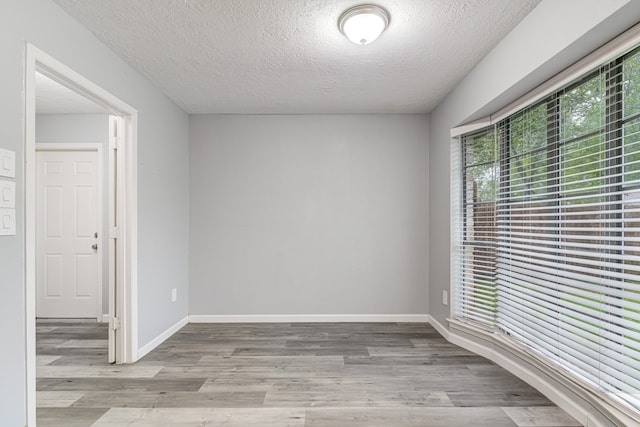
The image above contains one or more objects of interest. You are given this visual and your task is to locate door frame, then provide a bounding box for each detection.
[35,143,104,321]
[25,44,139,425]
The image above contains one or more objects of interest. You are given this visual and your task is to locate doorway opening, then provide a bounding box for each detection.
[25,44,139,426]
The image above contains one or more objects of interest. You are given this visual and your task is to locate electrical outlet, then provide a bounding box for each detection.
[442,290,448,306]
[171,288,177,302]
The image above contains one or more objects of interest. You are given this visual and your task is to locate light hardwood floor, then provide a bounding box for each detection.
[36,320,583,426]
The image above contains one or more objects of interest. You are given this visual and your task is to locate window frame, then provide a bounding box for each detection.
[453,45,640,416]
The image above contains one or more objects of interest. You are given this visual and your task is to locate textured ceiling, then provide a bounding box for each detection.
[36,72,109,114]
[53,0,541,114]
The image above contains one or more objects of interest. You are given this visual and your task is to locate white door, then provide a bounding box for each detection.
[36,147,102,318]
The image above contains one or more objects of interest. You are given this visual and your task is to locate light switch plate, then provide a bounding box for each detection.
[0,180,16,208]
[0,149,16,178]
[442,290,448,306]
[0,208,16,236]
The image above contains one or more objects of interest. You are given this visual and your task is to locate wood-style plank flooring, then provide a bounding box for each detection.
[36,320,583,426]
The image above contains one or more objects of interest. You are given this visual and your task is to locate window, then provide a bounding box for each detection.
[455,128,498,326]
[453,47,640,414]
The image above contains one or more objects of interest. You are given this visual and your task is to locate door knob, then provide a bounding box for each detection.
[92,243,98,250]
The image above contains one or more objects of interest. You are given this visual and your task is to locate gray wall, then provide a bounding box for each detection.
[189,115,428,316]
[428,0,640,328]
[0,1,189,424]
[36,113,110,315]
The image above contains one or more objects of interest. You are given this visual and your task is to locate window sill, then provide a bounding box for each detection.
[443,317,639,427]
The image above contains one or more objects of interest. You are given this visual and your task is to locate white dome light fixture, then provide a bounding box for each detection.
[338,4,390,46]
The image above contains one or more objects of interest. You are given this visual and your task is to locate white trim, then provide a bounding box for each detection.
[446,319,638,427]
[101,314,110,324]
[107,116,117,364]
[35,143,102,151]
[450,117,491,138]
[451,21,640,136]
[25,45,37,427]
[35,143,104,321]
[426,314,450,340]
[137,316,188,360]
[25,43,139,427]
[123,114,138,364]
[189,314,429,323]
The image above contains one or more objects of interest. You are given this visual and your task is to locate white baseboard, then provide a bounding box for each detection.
[447,325,590,426]
[137,316,189,359]
[447,320,634,427]
[188,314,429,323]
[427,314,450,339]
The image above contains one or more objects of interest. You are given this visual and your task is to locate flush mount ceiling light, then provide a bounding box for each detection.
[338,4,390,46]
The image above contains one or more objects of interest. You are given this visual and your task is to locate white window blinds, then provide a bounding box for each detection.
[453,128,498,327]
[453,47,640,414]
